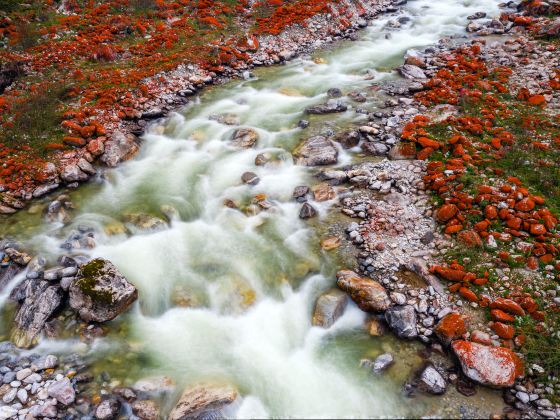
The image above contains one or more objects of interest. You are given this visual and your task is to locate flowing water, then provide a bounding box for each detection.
[1,0,507,417]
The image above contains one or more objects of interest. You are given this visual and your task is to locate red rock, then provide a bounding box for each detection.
[485,205,498,219]
[528,94,546,106]
[506,217,522,230]
[491,309,516,323]
[336,270,392,313]
[452,340,523,387]
[471,330,492,345]
[63,137,87,147]
[514,197,535,212]
[86,138,105,156]
[445,224,463,234]
[436,204,458,223]
[432,266,466,282]
[490,298,525,316]
[492,322,515,339]
[435,313,467,344]
[529,224,546,235]
[458,230,483,247]
[459,287,478,302]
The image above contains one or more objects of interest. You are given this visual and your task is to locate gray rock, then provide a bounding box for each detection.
[69,258,138,323]
[95,398,120,420]
[100,131,139,167]
[299,203,317,219]
[12,282,63,348]
[28,402,57,418]
[385,305,418,338]
[293,186,309,201]
[373,353,394,374]
[169,384,237,420]
[241,172,259,185]
[294,136,338,166]
[0,406,17,419]
[230,128,259,148]
[305,99,347,114]
[33,183,59,198]
[78,158,97,175]
[2,387,16,403]
[312,289,348,328]
[61,164,88,183]
[419,364,446,394]
[32,355,58,371]
[47,377,75,405]
[16,388,28,404]
[398,64,427,79]
[362,141,389,156]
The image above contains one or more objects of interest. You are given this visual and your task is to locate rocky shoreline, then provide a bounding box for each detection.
[1,0,560,419]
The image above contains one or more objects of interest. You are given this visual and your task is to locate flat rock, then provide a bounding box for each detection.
[398,64,427,79]
[169,383,237,420]
[452,340,523,387]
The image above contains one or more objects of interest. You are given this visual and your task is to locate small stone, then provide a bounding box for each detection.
[47,377,75,405]
[373,353,394,374]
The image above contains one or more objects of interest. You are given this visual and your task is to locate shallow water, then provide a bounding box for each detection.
[1,0,508,417]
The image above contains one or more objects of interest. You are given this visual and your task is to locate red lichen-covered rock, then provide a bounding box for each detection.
[452,340,523,387]
[492,322,515,339]
[490,309,516,323]
[432,266,466,282]
[490,298,525,316]
[459,287,478,302]
[515,197,535,212]
[336,270,392,313]
[457,230,483,247]
[529,224,546,235]
[435,313,467,344]
[436,204,458,223]
[87,138,105,156]
[471,330,492,345]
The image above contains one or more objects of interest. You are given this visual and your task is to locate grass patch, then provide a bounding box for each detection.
[516,315,560,380]
[2,84,71,151]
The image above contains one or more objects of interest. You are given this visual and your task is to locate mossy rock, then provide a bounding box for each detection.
[69,258,138,323]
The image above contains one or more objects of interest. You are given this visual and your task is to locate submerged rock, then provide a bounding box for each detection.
[169,383,237,420]
[336,270,392,312]
[230,128,259,148]
[294,136,338,166]
[69,258,138,323]
[451,340,523,388]
[373,353,394,374]
[312,289,348,328]
[95,398,120,419]
[122,213,167,231]
[418,364,447,395]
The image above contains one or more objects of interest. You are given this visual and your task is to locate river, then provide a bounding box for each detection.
[1,0,506,417]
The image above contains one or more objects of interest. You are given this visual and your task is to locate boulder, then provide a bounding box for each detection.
[12,281,64,348]
[336,270,392,312]
[312,289,348,328]
[294,136,338,166]
[69,258,138,323]
[418,364,446,394]
[169,384,237,420]
[384,305,418,338]
[451,340,524,387]
[230,128,258,148]
[100,131,139,167]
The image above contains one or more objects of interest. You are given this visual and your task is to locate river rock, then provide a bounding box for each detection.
[312,289,348,328]
[336,270,392,312]
[123,213,167,231]
[384,305,418,338]
[419,364,447,394]
[299,203,317,219]
[95,398,121,419]
[100,131,139,167]
[398,64,427,79]
[169,384,237,420]
[451,340,523,387]
[61,164,88,183]
[294,136,338,166]
[12,281,64,348]
[47,377,75,405]
[241,172,260,185]
[305,99,348,114]
[312,183,335,202]
[373,353,394,374]
[69,258,138,322]
[132,400,160,420]
[230,128,258,148]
